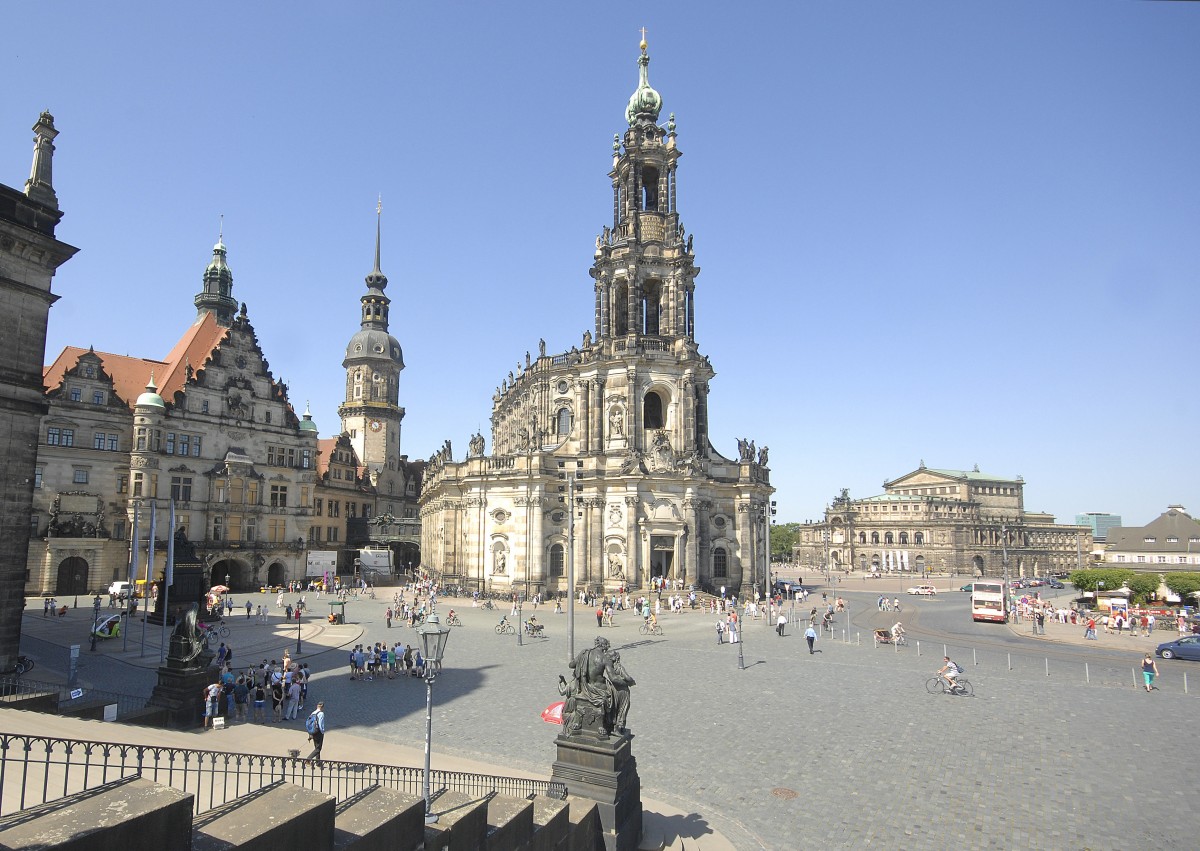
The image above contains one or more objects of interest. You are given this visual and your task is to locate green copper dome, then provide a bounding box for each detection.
[625,41,662,125]
[299,402,319,433]
[136,376,166,410]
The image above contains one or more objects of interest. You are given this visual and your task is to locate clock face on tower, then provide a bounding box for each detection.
[369,420,383,432]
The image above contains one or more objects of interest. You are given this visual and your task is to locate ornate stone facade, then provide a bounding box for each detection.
[419,42,773,596]
[1,112,78,669]
[792,464,1092,578]
[32,239,321,594]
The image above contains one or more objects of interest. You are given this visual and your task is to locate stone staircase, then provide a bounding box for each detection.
[0,771,598,851]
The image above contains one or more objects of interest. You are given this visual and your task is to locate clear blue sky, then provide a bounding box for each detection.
[4,2,1197,528]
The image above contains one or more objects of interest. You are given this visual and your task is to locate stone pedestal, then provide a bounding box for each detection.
[550,732,641,851]
[148,563,205,626]
[146,657,215,729]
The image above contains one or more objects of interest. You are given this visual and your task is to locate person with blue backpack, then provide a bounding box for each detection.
[305,701,326,762]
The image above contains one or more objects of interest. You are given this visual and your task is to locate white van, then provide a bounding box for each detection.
[108,581,134,599]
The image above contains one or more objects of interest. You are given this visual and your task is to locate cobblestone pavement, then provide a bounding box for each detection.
[16,592,1199,849]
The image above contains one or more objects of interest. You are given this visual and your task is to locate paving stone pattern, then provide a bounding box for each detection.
[17,593,1197,849]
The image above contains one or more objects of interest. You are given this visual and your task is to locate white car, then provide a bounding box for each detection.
[108,581,134,599]
[906,585,938,596]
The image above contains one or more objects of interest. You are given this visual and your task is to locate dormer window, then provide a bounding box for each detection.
[1144,537,1156,543]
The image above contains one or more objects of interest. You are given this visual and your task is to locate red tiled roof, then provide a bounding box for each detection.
[43,313,228,408]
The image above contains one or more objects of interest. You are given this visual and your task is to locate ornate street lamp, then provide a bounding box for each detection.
[90,594,102,652]
[416,612,452,825]
[74,573,81,608]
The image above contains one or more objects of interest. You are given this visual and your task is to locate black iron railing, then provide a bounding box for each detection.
[0,677,147,721]
[0,732,565,817]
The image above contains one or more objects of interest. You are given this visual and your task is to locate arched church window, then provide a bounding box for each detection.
[914,532,924,545]
[615,282,629,335]
[859,532,866,544]
[871,532,880,545]
[550,543,564,577]
[642,280,661,335]
[713,547,728,579]
[556,407,571,437]
[899,532,908,545]
[885,532,894,545]
[643,391,664,429]
[642,166,659,211]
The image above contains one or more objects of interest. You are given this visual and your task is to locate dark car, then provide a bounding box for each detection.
[772,579,804,597]
[1046,579,1065,589]
[1155,635,1200,661]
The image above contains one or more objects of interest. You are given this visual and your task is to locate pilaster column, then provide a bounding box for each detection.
[530,495,544,584]
[625,496,640,586]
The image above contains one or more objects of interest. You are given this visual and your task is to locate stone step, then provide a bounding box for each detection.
[529,794,569,851]
[0,775,193,851]
[192,779,335,851]
[486,793,534,850]
[423,789,491,851]
[333,784,425,851]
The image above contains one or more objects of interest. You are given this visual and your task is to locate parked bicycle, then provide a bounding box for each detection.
[925,675,973,696]
[481,600,496,610]
[5,655,34,676]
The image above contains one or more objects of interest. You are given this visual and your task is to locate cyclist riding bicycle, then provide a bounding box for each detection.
[891,622,905,641]
[937,656,963,692]
[448,609,457,621]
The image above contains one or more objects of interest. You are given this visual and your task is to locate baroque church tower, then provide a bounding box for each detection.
[338,207,407,516]
[419,39,773,596]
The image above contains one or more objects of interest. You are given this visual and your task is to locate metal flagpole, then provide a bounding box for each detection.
[160,501,175,664]
[124,504,139,653]
[567,473,575,666]
[141,501,156,656]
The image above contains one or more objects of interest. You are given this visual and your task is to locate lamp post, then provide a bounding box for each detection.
[224,572,231,595]
[1096,580,1104,616]
[416,612,452,825]
[517,599,523,647]
[74,574,81,609]
[90,594,101,652]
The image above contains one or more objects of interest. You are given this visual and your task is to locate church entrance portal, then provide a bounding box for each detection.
[56,556,89,598]
[649,536,674,580]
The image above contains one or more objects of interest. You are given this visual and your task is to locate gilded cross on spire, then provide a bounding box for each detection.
[640,27,647,51]
[377,194,382,216]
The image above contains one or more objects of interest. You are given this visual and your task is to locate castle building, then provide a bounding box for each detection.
[418,40,774,597]
[33,236,322,594]
[1,112,77,668]
[336,208,423,570]
[792,463,1092,578]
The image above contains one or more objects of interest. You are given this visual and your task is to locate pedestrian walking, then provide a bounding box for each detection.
[805,624,818,654]
[776,612,787,637]
[305,702,326,762]
[716,620,725,644]
[1142,654,1159,692]
[245,600,252,619]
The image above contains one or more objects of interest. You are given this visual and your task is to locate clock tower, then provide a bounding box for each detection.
[339,206,405,484]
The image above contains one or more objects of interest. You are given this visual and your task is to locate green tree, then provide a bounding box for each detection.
[1164,572,1200,602]
[1070,568,1135,596]
[1126,572,1162,606]
[770,523,800,563]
